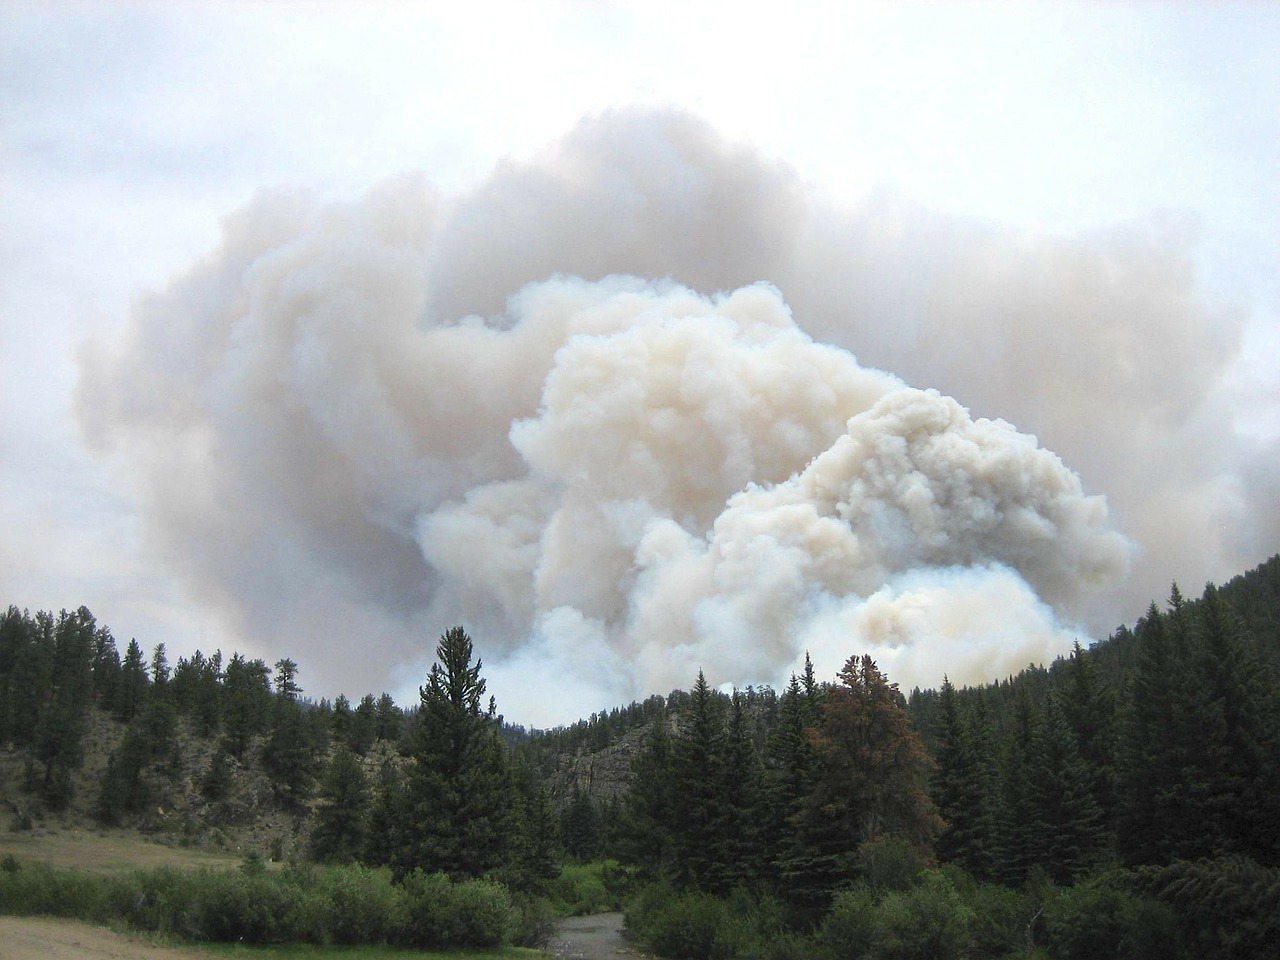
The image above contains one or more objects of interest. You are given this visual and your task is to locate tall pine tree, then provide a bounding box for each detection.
[933,677,997,880]
[766,670,819,891]
[1026,692,1106,883]
[621,711,677,881]
[310,746,369,864]
[791,655,942,910]
[392,627,512,881]
[670,671,729,892]
[1183,583,1280,864]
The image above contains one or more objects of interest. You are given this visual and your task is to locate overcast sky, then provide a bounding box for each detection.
[3,2,1277,727]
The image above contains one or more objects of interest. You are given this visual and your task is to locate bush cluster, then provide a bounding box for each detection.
[0,858,514,948]
[625,882,790,960]
[624,867,1187,960]
[541,860,623,916]
[1041,873,1181,960]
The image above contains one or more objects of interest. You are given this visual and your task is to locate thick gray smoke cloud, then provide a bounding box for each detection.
[77,108,1271,724]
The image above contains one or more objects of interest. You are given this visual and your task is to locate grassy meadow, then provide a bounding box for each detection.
[0,827,245,874]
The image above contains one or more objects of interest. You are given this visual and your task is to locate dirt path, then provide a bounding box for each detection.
[1,913,648,960]
[0,916,208,960]
[545,911,647,960]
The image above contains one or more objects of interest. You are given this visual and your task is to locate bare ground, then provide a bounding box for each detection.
[1,913,643,960]
[0,916,209,960]
[545,913,647,960]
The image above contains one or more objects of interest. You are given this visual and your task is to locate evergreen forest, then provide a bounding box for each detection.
[2,555,1279,959]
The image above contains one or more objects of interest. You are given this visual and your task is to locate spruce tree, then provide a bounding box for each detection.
[1026,692,1106,883]
[505,760,561,887]
[115,638,149,723]
[993,684,1040,886]
[671,670,728,892]
[1183,583,1280,864]
[90,626,121,711]
[362,756,404,867]
[221,654,272,757]
[622,711,677,880]
[309,746,369,863]
[523,782,561,882]
[263,661,314,809]
[201,745,233,801]
[793,655,942,910]
[329,693,351,744]
[392,626,512,880]
[149,643,170,701]
[766,671,818,891]
[351,694,378,754]
[374,692,402,741]
[562,784,600,861]
[1060,640,1116,832]
[34,607,97,808]
[0,607,46,747]
[94,697,177,824]
[172,649,222,735]
[1118,596,1196,865]
[934,677,996,879]
[721,689,764,889]
[273,657,301,701]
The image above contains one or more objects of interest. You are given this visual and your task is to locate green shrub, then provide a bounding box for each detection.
[1043,877,1182,960]
[752,929,819,960]
[110,868,200,937]
[445,875,515,947]
[511,893,559,948]
[283,885,333,944]
[625,884,753,959]
[858,835,927,892]
[873,871,972,960]
[0,859,519,950]
[183,869,303,943]
[393,869,513,948]
[818,872,980,960]
[643,891,736,959]
[964,880,1032,959]
[624,880,671,933]
[0,861,108,920]
[818,884,880,959]
[545,860,618,914]
[312,864,399,944]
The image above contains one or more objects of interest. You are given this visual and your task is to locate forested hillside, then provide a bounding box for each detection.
[2,554,1278,959]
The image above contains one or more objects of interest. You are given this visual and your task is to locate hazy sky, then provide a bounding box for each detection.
[3,2,1277,727]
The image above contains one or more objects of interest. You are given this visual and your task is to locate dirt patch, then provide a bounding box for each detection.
[0,916,208,960]
[546,912,648,960]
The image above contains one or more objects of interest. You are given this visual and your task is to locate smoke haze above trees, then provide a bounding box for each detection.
[74,109,1271,725]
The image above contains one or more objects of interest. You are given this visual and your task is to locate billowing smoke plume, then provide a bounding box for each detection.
[77,108,1271,724]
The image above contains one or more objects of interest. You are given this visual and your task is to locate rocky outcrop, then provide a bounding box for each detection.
[542,722,655,807]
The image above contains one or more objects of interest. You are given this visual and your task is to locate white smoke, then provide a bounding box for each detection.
[487,377,1127,703]
[79,108,1267,725]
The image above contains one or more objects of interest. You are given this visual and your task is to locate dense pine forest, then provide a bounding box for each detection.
[2,555,1279,959]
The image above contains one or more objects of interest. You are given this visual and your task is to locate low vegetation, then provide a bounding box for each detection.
[0,856,524,949]
[621,865,1194,960]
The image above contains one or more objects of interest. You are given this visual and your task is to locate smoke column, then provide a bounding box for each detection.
[78,109,1269,725]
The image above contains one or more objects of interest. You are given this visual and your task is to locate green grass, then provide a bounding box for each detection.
[0,829,244,874]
